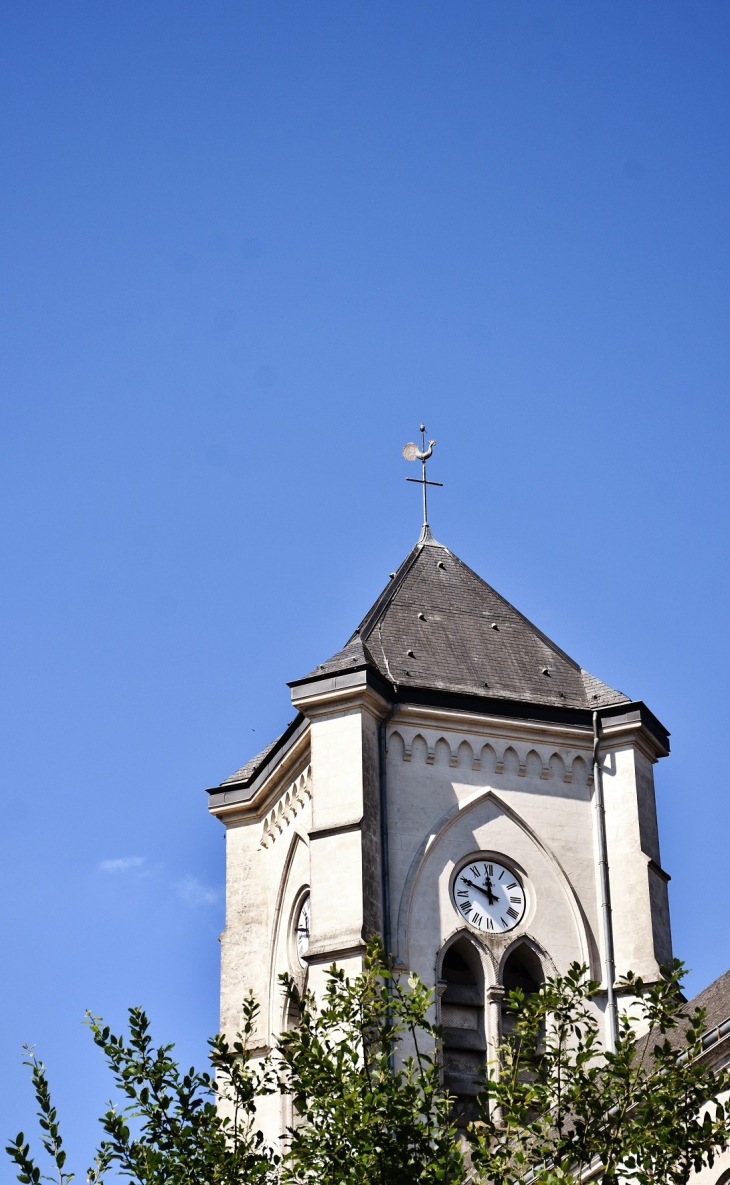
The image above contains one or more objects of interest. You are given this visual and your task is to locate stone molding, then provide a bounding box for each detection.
[260,766,312,848]
[389,725,594,787]
[308,818,362,841]
[389,702,667,765]
[265,830,309,1042]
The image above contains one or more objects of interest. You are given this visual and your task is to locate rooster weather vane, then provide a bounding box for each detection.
[403,424,443,529]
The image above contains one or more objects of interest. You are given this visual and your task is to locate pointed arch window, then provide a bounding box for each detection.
[500,944,543,1038]
[439,940,486,1124]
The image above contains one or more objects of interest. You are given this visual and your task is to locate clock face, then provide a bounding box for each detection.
[295,894,310,967]
[451,858,526,934]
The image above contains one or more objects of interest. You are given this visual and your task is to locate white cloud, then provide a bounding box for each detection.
[99,856,145,873]
[175,874,220,907]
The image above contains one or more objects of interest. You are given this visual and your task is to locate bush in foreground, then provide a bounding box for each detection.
[7,940,730,1185]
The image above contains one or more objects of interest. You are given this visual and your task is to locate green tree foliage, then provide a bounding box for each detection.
[470,959,730,1185]
[6,997,278,1185]
[277,938,462,1183]
[6,941,730,1185]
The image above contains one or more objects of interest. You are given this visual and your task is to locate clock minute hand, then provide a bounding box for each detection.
[461,876,499,907]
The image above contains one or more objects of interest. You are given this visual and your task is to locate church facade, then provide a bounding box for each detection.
[207,525,673,1135]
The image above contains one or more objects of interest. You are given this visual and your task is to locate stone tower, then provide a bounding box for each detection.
[207,526,671,1133]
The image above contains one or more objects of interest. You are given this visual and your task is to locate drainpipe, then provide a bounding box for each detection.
[378,699,398,962]
[593,711,618,1053]
[378,698,399,1073]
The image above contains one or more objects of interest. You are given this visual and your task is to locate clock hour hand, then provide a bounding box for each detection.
[483,873,499,905]
[460,875,499,907]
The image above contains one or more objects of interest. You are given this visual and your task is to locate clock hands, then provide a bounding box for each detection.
[483,872,498,905]
[460,875,499,907]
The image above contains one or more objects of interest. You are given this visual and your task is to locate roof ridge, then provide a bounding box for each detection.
[352,536,432,641]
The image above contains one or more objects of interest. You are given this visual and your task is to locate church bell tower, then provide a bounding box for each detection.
[206,441,672,1134]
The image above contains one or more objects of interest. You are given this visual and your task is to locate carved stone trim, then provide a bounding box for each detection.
[260,766,312,849]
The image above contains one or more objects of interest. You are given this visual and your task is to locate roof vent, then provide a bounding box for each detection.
[437,561,445,569]
[542,667,550,676]
[491,622,499,630]
[418,612,425,620]
[407,649,415,657]
[389,572,396,579]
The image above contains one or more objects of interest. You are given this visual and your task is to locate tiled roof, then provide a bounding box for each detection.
[214,714,306,793]
[214,530,634,795]
[657,969,730,1064]
[297,528,629,712]
[221,732,287,786]
[689,968,730,1031]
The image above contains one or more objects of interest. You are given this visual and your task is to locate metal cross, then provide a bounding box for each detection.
[402,424,443,529]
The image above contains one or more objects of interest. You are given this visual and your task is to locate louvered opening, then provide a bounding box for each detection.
[501,944,543,1038]
[440,941,485,1125]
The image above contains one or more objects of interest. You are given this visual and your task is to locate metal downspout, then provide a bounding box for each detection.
[378,700,398,962]
[593,710,618,1052]
[378,697,398,1072]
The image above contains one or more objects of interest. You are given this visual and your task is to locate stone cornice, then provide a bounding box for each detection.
[389,702,668,763]
[290,668,392,722]
[599,709,669,763]
[390,702,594,751]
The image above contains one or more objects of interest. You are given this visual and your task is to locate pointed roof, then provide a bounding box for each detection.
[293,527,629,712]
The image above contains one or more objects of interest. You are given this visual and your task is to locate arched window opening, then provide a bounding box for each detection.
[440,941,486,1125]
[500,944,543,1038]
[281,984,304,1137]
[284,988,302,1032]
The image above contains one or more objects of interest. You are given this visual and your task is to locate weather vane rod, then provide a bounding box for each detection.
[403,424,443,529]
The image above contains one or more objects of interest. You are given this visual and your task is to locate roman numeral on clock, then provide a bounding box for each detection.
[506,906,519,920]
[510,896,521,904]
[506,882,517,890]
[471,911,483,926]
[456,889,469,898]
[460,901,472,914]
[486,863,493,875]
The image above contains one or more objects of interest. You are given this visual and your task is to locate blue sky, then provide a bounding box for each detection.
[2,0,730,1168]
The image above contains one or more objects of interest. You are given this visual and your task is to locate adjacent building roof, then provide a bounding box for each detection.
[291,527,629,712]
[657,969,730,1072]
[682,969,730,1046]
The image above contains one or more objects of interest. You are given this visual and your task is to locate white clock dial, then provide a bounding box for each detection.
[295,894,310,967]
[452,859,526,934]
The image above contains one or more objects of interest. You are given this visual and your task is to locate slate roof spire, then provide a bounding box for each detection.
[292,530,629,713]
